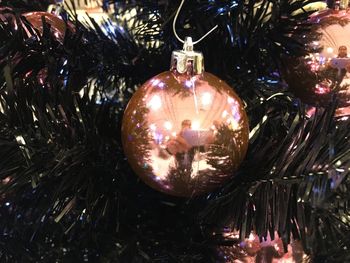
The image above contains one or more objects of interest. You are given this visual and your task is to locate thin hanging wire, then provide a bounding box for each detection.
[173,0,218,45]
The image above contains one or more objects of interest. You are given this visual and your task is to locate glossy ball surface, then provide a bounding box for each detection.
[122,71,249,197]
[285,9,350,106]
[23,11,68,41]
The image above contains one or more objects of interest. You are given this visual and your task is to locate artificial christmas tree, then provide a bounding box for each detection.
[0,0,350,262]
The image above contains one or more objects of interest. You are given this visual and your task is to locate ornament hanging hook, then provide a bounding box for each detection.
[172,0,218,45]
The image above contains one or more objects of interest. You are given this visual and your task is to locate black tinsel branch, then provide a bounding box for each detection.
[0,0,53,11]
[111,0,319,85]
[201,96,350,256]
[0,0,349,262]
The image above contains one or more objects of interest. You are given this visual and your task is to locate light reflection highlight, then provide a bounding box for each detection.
[147,95,162,110]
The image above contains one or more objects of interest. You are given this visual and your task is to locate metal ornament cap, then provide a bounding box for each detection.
[171,37,204,75]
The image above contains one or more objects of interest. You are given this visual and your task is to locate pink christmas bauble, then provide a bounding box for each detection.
[285,8,350,106]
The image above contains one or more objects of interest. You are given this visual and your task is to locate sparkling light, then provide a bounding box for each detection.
[192,121,200,130]
[230,120,240,130]
[185,80,193,88]
[201,92,212,106]
[151,79,160,86]
[148,95,162,110]
[153,132,163,144]
[158,82,165,88]
[326,47,334,54]
[164,121,173,130]
[227,97,234,104]
[315,83,331,94]
[248,233,255,241]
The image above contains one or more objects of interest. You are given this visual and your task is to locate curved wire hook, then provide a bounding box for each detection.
[172,0,218,45]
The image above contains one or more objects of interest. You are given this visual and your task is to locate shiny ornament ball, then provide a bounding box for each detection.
[18,12,69,90]
[23,11,69,41]
[0,7,16,27]
[0,10,72,94]
[218,231,305,263]
[0,9,71,44]
[285,8,350,106]
[122,71,249,197]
